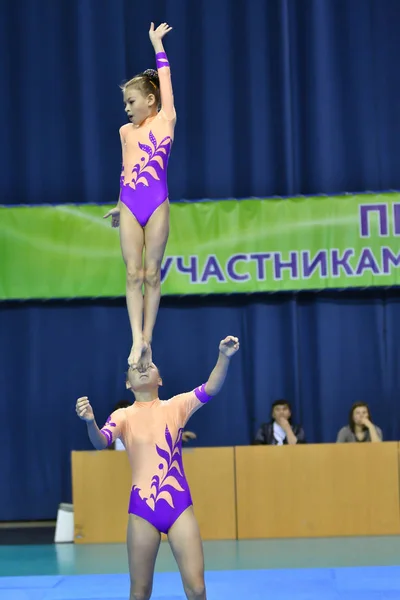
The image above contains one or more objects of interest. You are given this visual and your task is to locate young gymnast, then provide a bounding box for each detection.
[76,335,240,600]
[104,22,176,368]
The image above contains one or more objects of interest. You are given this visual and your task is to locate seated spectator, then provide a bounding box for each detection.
[336,402,382,443]
[254,399,306,445]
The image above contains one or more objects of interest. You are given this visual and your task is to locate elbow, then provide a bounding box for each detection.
[93,442,107,451]
[92,435,108,451]
[204,383,218,397]
[206,389,218,398]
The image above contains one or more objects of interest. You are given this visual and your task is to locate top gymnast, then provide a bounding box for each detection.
[104,22,176,368]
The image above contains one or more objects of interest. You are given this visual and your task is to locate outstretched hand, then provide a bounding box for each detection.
[76,396,95,422]
[182,431,197,443]
[219,336,240,358]
[149,22,173,45]
[103,206,120,228]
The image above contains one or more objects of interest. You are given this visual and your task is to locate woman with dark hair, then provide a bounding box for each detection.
[336,402,382,443]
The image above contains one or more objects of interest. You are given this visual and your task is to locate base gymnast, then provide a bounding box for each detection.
[76,335,240,600]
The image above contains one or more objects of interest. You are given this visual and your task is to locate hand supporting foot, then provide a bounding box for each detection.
[128,338,145,367]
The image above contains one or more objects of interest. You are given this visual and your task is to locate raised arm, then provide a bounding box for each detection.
[174,336,240,426]
[204,336,240,396]
[149,22,175,121]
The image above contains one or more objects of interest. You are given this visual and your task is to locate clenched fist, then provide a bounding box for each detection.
[76,396,95,422]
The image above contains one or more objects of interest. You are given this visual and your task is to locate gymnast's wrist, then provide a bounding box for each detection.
[152,40,164,54]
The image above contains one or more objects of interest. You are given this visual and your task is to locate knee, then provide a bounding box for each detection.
[185,579,206,599]
[126,262,144,288]
[144,263,161,287]
[130,587,151,600]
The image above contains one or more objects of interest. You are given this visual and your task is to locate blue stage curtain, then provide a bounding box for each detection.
[1,292,399,520]
[2,0,400,522]
[2,0,400,205]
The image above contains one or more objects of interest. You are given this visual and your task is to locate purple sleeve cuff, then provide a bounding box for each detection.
[156,51,170,69]
[100,428,113,447]
[194,383,212,404]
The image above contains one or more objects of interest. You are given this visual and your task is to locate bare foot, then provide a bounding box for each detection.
[128,339,145,367]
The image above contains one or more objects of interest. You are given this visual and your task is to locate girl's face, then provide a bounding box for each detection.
[123,86,155,126]
[352,405,369,426]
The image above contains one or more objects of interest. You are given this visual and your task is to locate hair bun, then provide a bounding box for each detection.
[143,69,159,80]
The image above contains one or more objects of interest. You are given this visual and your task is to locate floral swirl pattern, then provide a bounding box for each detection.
[119,128,173,227]
[133,425,186,511]
[122,130,172,190]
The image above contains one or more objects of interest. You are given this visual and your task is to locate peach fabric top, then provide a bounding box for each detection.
[119,63,176,190]
[100,391,203,508]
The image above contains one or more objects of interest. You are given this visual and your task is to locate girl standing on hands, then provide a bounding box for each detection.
[104,22,176,368]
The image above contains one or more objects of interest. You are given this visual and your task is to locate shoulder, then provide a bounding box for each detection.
[338,426,351,437]
[119,405,136,421]
[106,407,129,430]
[114,406,129,419]
[258,422,272,435]
[157,398,173,407]
[119,123,131,137]
[167,392,193,404]
[158,108,177,125]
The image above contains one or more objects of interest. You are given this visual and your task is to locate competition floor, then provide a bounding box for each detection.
[1,536,400,599]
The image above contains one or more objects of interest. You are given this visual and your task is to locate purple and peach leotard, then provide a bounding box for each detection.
[100,384,211,534]
[119,52,176,227]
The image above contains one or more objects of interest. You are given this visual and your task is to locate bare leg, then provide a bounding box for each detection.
[168,507,206,600]
[119,203,145,366]
[127,514,161,600]
[142,200,170,364]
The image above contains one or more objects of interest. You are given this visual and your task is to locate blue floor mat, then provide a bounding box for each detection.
[1,566,400,599]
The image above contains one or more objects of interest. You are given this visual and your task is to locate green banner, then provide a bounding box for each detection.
[1,193,400,299]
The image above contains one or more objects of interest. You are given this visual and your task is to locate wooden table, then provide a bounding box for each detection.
[72,443,400,543]
[72,447,236,544]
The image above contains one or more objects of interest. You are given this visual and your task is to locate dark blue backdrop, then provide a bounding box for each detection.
[1,0,400,520]
[1,292,400,521]
[2,0,400,204]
